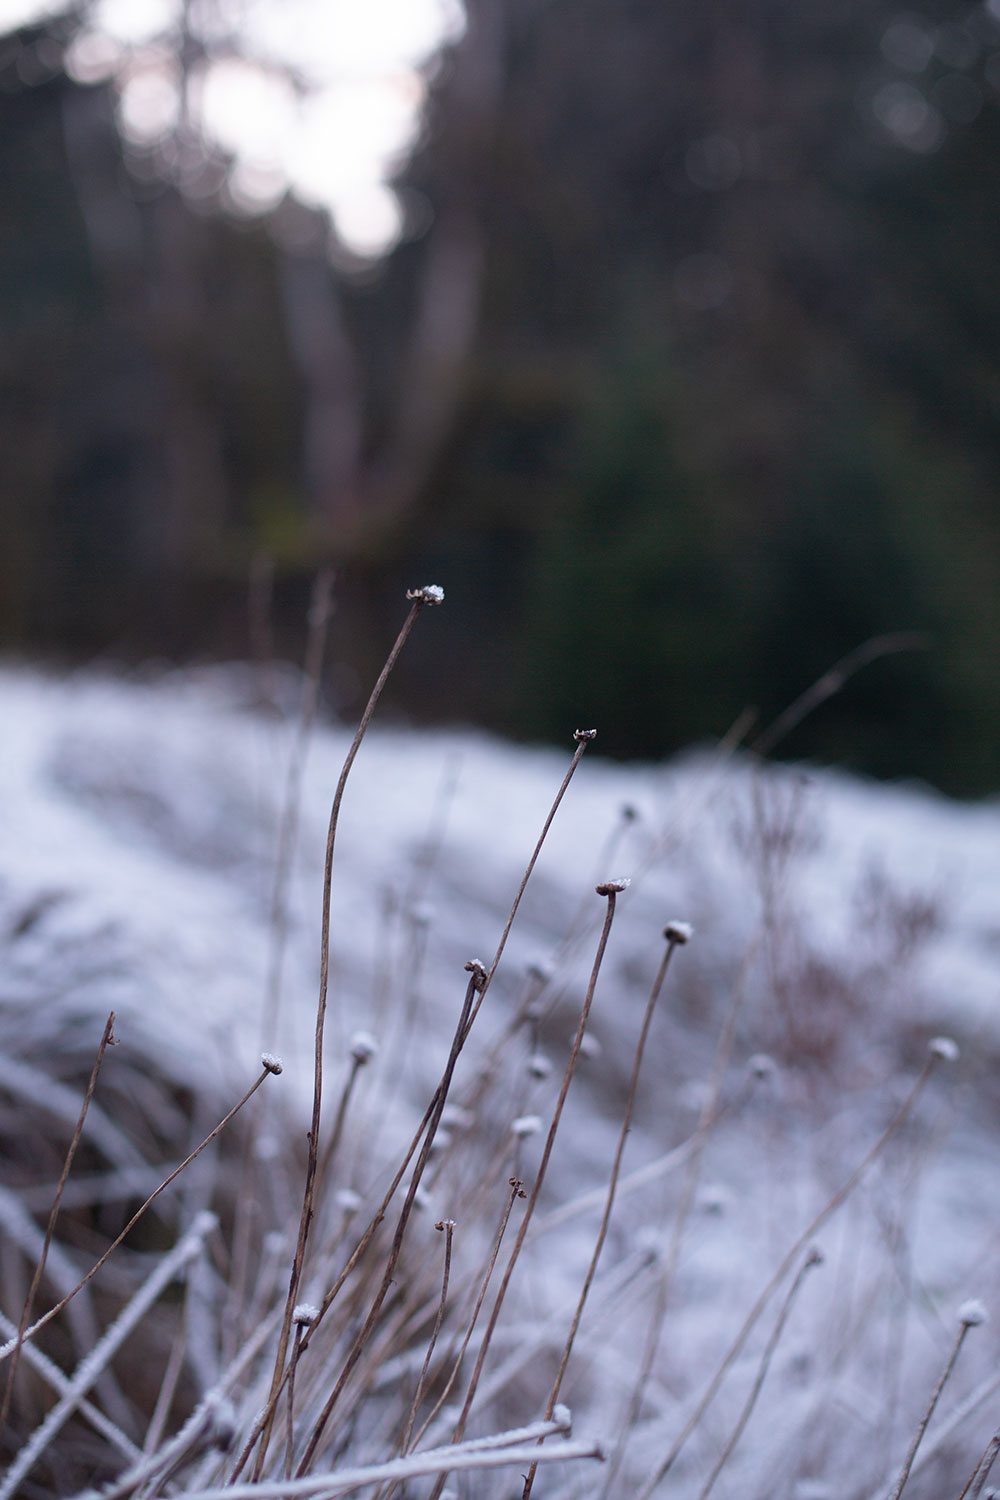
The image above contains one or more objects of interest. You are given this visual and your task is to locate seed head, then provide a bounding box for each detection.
[664,920,693,945]
[261,1053,283,1076]
[512,1114,542,1137]
[596,877,631,896]
[929,1036,959,1063]
[293,1303,319,1327]
[464,958,488,990]
[552,1403,572,1431]
[959,1298,988,1327]
[406,584,445,604]
[527,1051,552,1080]
[748,1053,778,1081]
[349,1031,378,1065]
[335,1188,363,1214]
[573,728,597,743]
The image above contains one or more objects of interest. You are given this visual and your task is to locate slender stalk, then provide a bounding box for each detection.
[0,1060,278,1366]
[398,1218,455,1455]
[887,1306,982,1500]
[0,1011,116,1433]
[635,1045,952,1500]
[254,587,441,1479]
[426,883,622,1500]
[521,927,687,1499]
[697,1247,822,1500]
[295,969,480,1474]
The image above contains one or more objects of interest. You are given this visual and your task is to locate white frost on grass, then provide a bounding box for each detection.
[2,662,1000,1497]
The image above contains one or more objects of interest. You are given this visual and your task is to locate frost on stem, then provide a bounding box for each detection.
[928,1036,960,1062]
[596,877,631,895]
[664,919,693,945]
[959,1298,988,1327]
[260,1053,283,1075]
[349,1031,379,1065]
[406,584,445,604]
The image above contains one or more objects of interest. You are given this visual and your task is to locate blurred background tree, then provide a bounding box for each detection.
[1,0,999,792]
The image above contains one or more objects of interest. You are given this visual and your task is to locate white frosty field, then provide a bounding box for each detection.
[1,660,999,1500]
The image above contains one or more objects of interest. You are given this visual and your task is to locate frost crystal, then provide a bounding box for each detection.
[959,1298,988,1326]
[260,1052,283,1075]
[929,1036,959,1062]
[552,1403,572,1430]
[293,1303,319,1326]
[406,584,445,604]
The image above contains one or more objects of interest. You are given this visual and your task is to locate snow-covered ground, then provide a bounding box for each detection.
[1,661,999,1499]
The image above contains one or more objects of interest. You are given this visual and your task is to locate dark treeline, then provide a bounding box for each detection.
[2,2,1000,793]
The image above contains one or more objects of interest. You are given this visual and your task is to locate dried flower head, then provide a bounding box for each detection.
[527,1051,552,1080]
[596,877,631,896]
[349,1031,378,1065]
[435,1218,457,1232]
[293,1303,319,1327]
[512,1114,542,1137]
[464,958,488,990]
[261,1053,283,1075]
[552,1403,572,1431]
[929,1036,959,1062]
[664,920,694,945]
[406,584,445,604]
[527,956,556,984]
[335,1188,363,1214]
[748,1053,778,1081]
[958,1298,988,1327]
[574,728,598,742]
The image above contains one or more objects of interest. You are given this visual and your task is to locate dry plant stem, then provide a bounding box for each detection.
[0,1213,214,1500]
[426,887,620,1500]
[261,567,334,1046]
[636,1051,945,1500]
[0,1064,273,1368]
[405,1178,524,1461]
[521,933,683,1500]
[295,972,479,1475]
[697,1247,822,1500]
[958,1427,1000,1500]
[255,592,433,1480]
[466,729,596,1038]
[397,1218,455,1457]
[284,1323,307,1480]
[602,942,754,1497]
[143,1318,187,1455]
[0,1010,116,1434]
[152,1436,604,1500]
[888,1318,976,1500]
[751,632,929,758]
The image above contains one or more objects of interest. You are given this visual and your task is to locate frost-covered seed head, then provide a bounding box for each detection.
[293,1303,319,1326]
[411,1185,432,1210]
[464,958,488,990]
[349,1031,378,1065]
[959,1298,988,1327]
[406,584,445,604]
[428,1128,452,1153]
[410,901,435,928]
[527,1051,552,1080]
[929,1036,960,1062]
[578,1032,602,1059]
[552,1403,572,1430]
[596,877,631,895]
[435,1218,456,1232]
[527,956,556,984]
[335,1188,363,1214]
[261,1052,283,1075]
[512,1114,542,1137]
[664,920,694,945]
[573,728,597,742]
[621,803,639,822]
[440,1103,473,1130]
[748,1053,778,1081]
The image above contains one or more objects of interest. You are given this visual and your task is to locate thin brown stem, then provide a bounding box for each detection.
[636,1048,948,1500]
[254,588,439,1479]
[0,1012,116,1432]
[521,930,686,1499]
[394,1217,455,1465]
[426,884,621,1500]
[0,1061,277,1366]
[888,1314,978,1500]
[697,1247,822,1500]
